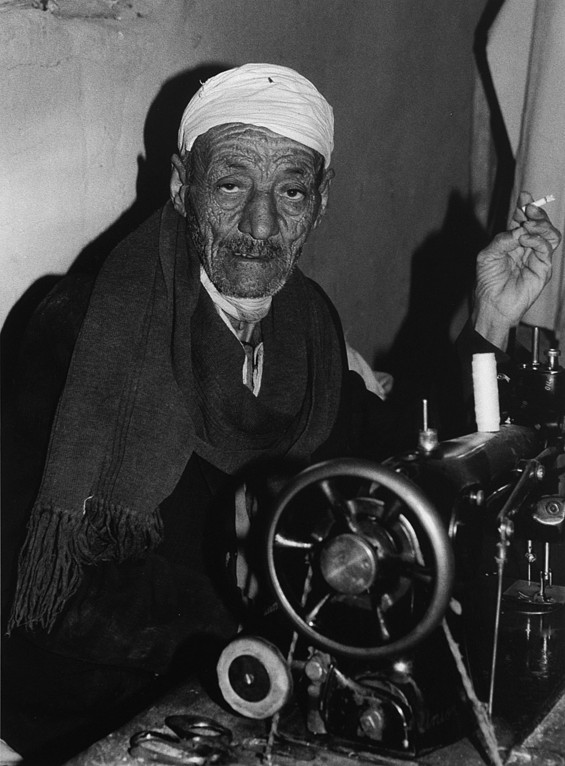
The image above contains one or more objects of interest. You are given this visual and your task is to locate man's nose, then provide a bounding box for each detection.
[238,190,279,240]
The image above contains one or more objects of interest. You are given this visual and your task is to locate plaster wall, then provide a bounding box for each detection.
[0,0,487,363]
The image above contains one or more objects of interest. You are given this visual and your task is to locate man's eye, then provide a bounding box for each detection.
[218,182,240,193]
[283,188,305,200]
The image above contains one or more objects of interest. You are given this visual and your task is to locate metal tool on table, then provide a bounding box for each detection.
[129,714,233,765]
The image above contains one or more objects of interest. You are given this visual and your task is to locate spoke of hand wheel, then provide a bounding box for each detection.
[409,563,433,584]
[388,553,433,584]
[317,479,357,531]
[274,533,315,550]
[401,556,433,584]
[382,497,405,524]
[374,603,391,642]
[304,592,332,625]
[366,480,382,496]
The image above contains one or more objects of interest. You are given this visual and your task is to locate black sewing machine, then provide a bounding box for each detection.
[216,332,565,762]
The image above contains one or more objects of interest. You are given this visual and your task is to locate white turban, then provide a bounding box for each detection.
[177,63,334,166]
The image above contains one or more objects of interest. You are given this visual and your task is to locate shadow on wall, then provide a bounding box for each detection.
[379,0,518,445]
[380,192,488,442]
[1,62,230,407]
[473,0,515,239]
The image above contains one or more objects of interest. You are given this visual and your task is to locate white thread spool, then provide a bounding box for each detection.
[472,353,500,432]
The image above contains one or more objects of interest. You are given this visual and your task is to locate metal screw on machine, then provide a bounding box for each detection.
[533,496,565,526]
[547,348,560,370]
[418,399,439,455]
[359,705,385,740]
[525,540,536,583]
[465,487,485,507]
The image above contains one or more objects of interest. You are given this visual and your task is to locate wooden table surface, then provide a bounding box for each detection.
[61,675,564,766]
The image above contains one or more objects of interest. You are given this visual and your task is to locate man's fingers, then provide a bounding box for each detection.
[517,190,534,207]
[489,228,526,250]
[512,191,534,226]
[523,217,562,250]
[517,231,554,264]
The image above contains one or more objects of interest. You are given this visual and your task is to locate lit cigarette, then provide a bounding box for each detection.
[521,194,555,211]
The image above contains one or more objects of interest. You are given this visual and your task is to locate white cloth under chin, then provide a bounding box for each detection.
[0,740,23,766]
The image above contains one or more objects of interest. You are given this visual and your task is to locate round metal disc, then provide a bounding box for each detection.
[217,635,292,719]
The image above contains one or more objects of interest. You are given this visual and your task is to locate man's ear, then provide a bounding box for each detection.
[313,167,335,229]
[170,152,189,217]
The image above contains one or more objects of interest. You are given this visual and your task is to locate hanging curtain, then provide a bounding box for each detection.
[487,0,565,341]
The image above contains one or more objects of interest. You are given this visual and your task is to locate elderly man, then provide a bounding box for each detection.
[2,64,560,760]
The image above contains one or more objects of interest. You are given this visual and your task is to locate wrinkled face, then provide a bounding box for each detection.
[183,124,330,298]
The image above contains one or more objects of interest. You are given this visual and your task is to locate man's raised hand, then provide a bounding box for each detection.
[472,191,561,349]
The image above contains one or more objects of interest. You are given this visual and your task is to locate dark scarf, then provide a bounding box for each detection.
[9,203,345,633]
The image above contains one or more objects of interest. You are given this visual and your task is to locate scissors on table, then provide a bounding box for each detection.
[129,714,234,765]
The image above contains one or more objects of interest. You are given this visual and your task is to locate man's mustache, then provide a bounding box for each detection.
[221,235,284,260]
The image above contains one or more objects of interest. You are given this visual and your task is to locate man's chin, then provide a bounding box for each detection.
[210,262,294,299]
[216,281,280,299]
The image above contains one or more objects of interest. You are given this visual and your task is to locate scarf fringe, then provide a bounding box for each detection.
[8,498,163,634]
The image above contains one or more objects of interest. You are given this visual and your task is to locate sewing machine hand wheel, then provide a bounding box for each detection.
[266,458,454,660]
